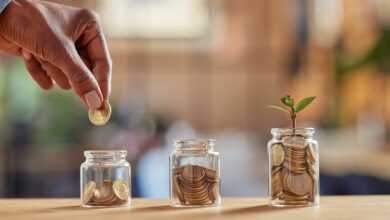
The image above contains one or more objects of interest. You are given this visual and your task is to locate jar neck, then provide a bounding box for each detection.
[86,157,127,163]
[271,128,315,139]
[174,139,215,153]
[84,150,127,163]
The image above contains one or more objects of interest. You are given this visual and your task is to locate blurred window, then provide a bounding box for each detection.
[98,0,210,39]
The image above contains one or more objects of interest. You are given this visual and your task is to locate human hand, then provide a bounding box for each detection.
[0,0,111,109]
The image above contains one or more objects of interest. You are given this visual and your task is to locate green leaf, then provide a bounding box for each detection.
[267,105,291,114]
[281,95,294,107]
[295,96,316,113]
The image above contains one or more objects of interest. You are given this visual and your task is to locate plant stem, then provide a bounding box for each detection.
[290,107,296,135]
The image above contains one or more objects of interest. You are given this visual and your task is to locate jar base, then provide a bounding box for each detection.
[269,200,318,207]
[170,203,220,208]
[82,203,131,208]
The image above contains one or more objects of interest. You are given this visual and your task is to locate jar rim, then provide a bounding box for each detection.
[84,150,127,158]
[174,139,216,147]
[271,127,315,135]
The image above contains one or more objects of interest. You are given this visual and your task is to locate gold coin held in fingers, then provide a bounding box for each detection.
[83,181,96,204]
[88,101,112,126]
[113,179,129,200]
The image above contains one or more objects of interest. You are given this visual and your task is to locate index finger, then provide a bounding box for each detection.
[84,30,112,101]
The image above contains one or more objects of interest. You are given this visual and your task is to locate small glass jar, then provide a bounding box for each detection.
[267,128,319,206]
[170,139,221,207]
[80,150,131,207]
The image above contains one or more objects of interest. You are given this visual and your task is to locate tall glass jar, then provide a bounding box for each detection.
[268,128,319,206]
[80,150,131,207]
[170,139,221,207]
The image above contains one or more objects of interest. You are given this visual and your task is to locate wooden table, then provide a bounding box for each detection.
[0,196,389,220]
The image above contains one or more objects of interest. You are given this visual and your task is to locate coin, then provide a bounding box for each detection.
[306,144,316,164]
[285,172,313,196]
[182,165,205,181]
[172,175,186,204]
[93,181,115,203]
[283,190,308,201]
[113,179,129,200]
[88,100,112,126]
[271,171,282,198]
[84,179,130,206]
[172,167,183,175]
[209,182,219,202]
[173,164,219,206]
[83,181,96,204]
[271,144,284,167]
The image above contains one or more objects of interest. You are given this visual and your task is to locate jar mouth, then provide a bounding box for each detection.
[271,128,315,136]
[84,150,127,159]
[174,139,216,150]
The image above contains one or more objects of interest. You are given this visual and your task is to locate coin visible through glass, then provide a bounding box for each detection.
[83,179,129,206]
[88,101,112,126]
[172,164,220,206]
[113,179,130,200]
[82,181,96,204]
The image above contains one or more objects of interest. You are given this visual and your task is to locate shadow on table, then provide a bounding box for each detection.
[220,204,298,215]
[121,204,299,218]
[131,205,178,212]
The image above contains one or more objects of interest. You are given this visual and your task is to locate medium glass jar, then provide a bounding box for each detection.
[268,128,319,206]
[170,139,221,207]
[80,150,131,207]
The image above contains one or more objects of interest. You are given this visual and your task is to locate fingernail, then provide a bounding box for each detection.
[85,90,102,109]
[22,50,31,60]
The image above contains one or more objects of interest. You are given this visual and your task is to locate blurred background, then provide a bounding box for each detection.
[1,0,390,198]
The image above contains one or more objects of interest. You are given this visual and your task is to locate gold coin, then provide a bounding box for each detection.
[113,179,129,200]
[283,192,307,200]
[306,144,316,164]
[271,166,282,176]
[286,172,313,196]
[173,175,186,204]
[172,167,183,175]
[182,165,205,181]
[88,100,112,126]
[271,144,285,167]
[205,167,219,179]
[82,181,96,204]
[209,182,219,202]
[93,181,115,203]
[175,164,220,205]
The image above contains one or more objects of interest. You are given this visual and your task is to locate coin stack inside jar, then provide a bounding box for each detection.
[172,164,220,206]
[82,179,130,206]
[270,136,318,205]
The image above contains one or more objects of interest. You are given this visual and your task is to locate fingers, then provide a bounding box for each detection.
[34,56,71,90]
[51,46,103,109]
[86,33,112,101]
[78,24,112,101]
[78,48,92,70]
[22,51,54,90]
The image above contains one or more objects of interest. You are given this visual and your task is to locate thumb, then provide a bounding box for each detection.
[51,46,103,109]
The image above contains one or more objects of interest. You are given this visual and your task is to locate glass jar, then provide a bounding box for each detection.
[80,150,131,207]
[267,128,319,206]
[170,139,221,207]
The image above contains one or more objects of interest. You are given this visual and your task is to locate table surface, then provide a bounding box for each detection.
[0,196,389,220]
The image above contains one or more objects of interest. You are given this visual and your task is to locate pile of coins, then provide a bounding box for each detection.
[270,136,318,204]
[82,179,129,206]
[172,164,220,206]
[88,100,112,126]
